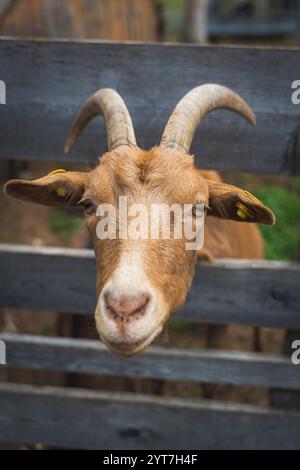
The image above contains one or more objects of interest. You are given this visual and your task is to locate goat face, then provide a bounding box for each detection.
[85,146,207,355]
[4,85,275,356]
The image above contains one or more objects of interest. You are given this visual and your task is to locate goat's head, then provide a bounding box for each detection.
[4,85,275,356]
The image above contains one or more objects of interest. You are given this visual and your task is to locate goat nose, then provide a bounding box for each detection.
[104,290,150,320]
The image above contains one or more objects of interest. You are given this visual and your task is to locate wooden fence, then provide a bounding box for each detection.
[209,0,300,38]
[0,37,300,449]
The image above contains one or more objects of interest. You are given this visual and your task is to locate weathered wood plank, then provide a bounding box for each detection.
[0,243,96,313]
[186,256,300,328]
[0,38,300,174]
[270,329,300,410]
[0,244,300,329]
[209,19,300,37]
[0,382,300,449]
[1,333,299,390]
[0,243,299,328]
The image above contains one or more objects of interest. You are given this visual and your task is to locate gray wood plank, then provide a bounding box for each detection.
[0,243,299,328]
[0,382,300,449]
[1,332,299,390]
[0,38,300,174]
[270,329,300,410]
[209,19,300,37]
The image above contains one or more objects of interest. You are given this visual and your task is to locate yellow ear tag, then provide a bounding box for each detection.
[49,170,67,197]
[236,202,255,220]
[56,187,67,197]
[244,190,263,205]
[48,169,66,175]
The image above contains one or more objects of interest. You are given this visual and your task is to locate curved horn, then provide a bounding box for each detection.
[160,84,256,153]
[64,88,137,153]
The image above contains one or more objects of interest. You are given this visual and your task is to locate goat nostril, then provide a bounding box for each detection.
[104,290,150,320]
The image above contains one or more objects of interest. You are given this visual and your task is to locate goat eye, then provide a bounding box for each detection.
[82,200,95,214]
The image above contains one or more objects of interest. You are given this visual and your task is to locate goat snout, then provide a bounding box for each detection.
[104,289,150,322]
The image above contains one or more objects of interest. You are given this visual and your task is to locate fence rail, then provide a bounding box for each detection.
[209,19,300,37]
[0,38,300,174]
[1,243,299,329]
[1,332,299,390]
[0,382,300,449]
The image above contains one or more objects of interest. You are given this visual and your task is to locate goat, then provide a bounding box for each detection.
[4,84,275,357]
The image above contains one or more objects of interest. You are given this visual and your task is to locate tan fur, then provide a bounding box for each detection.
[3,83,277,366]
[4,146,274,356]
[200,171,264,260]
[85,147,207,314]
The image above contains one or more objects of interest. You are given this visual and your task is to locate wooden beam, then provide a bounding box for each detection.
[0,243,299,329]
[209,19,300,38]
[0,38,300,174]
[0,382,300,449]
[1,333,299,390]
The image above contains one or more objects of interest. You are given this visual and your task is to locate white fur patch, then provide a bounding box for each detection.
[95,243,166,347]
[110,246,149,292]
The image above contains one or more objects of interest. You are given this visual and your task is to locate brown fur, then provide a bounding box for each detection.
[199,171,264,260]
[4,146,274,356]
[86,147,205,315]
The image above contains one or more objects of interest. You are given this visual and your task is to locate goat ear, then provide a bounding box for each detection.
[4,170,87,207]
[207,180,275,225]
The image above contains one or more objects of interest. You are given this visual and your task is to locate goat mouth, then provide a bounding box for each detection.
[101,327,162,357]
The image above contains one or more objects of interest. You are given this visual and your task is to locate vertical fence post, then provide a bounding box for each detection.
[0,79,5,104]
[184,0,209,43]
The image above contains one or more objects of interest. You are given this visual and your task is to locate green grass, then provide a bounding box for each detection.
[39,324,55,336]
[49,209,83,243]
[253,186,300,261]
[168,319,193,332]
[158,0,185,41]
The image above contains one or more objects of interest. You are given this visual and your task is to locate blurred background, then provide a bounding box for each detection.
[0,0,300,449]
